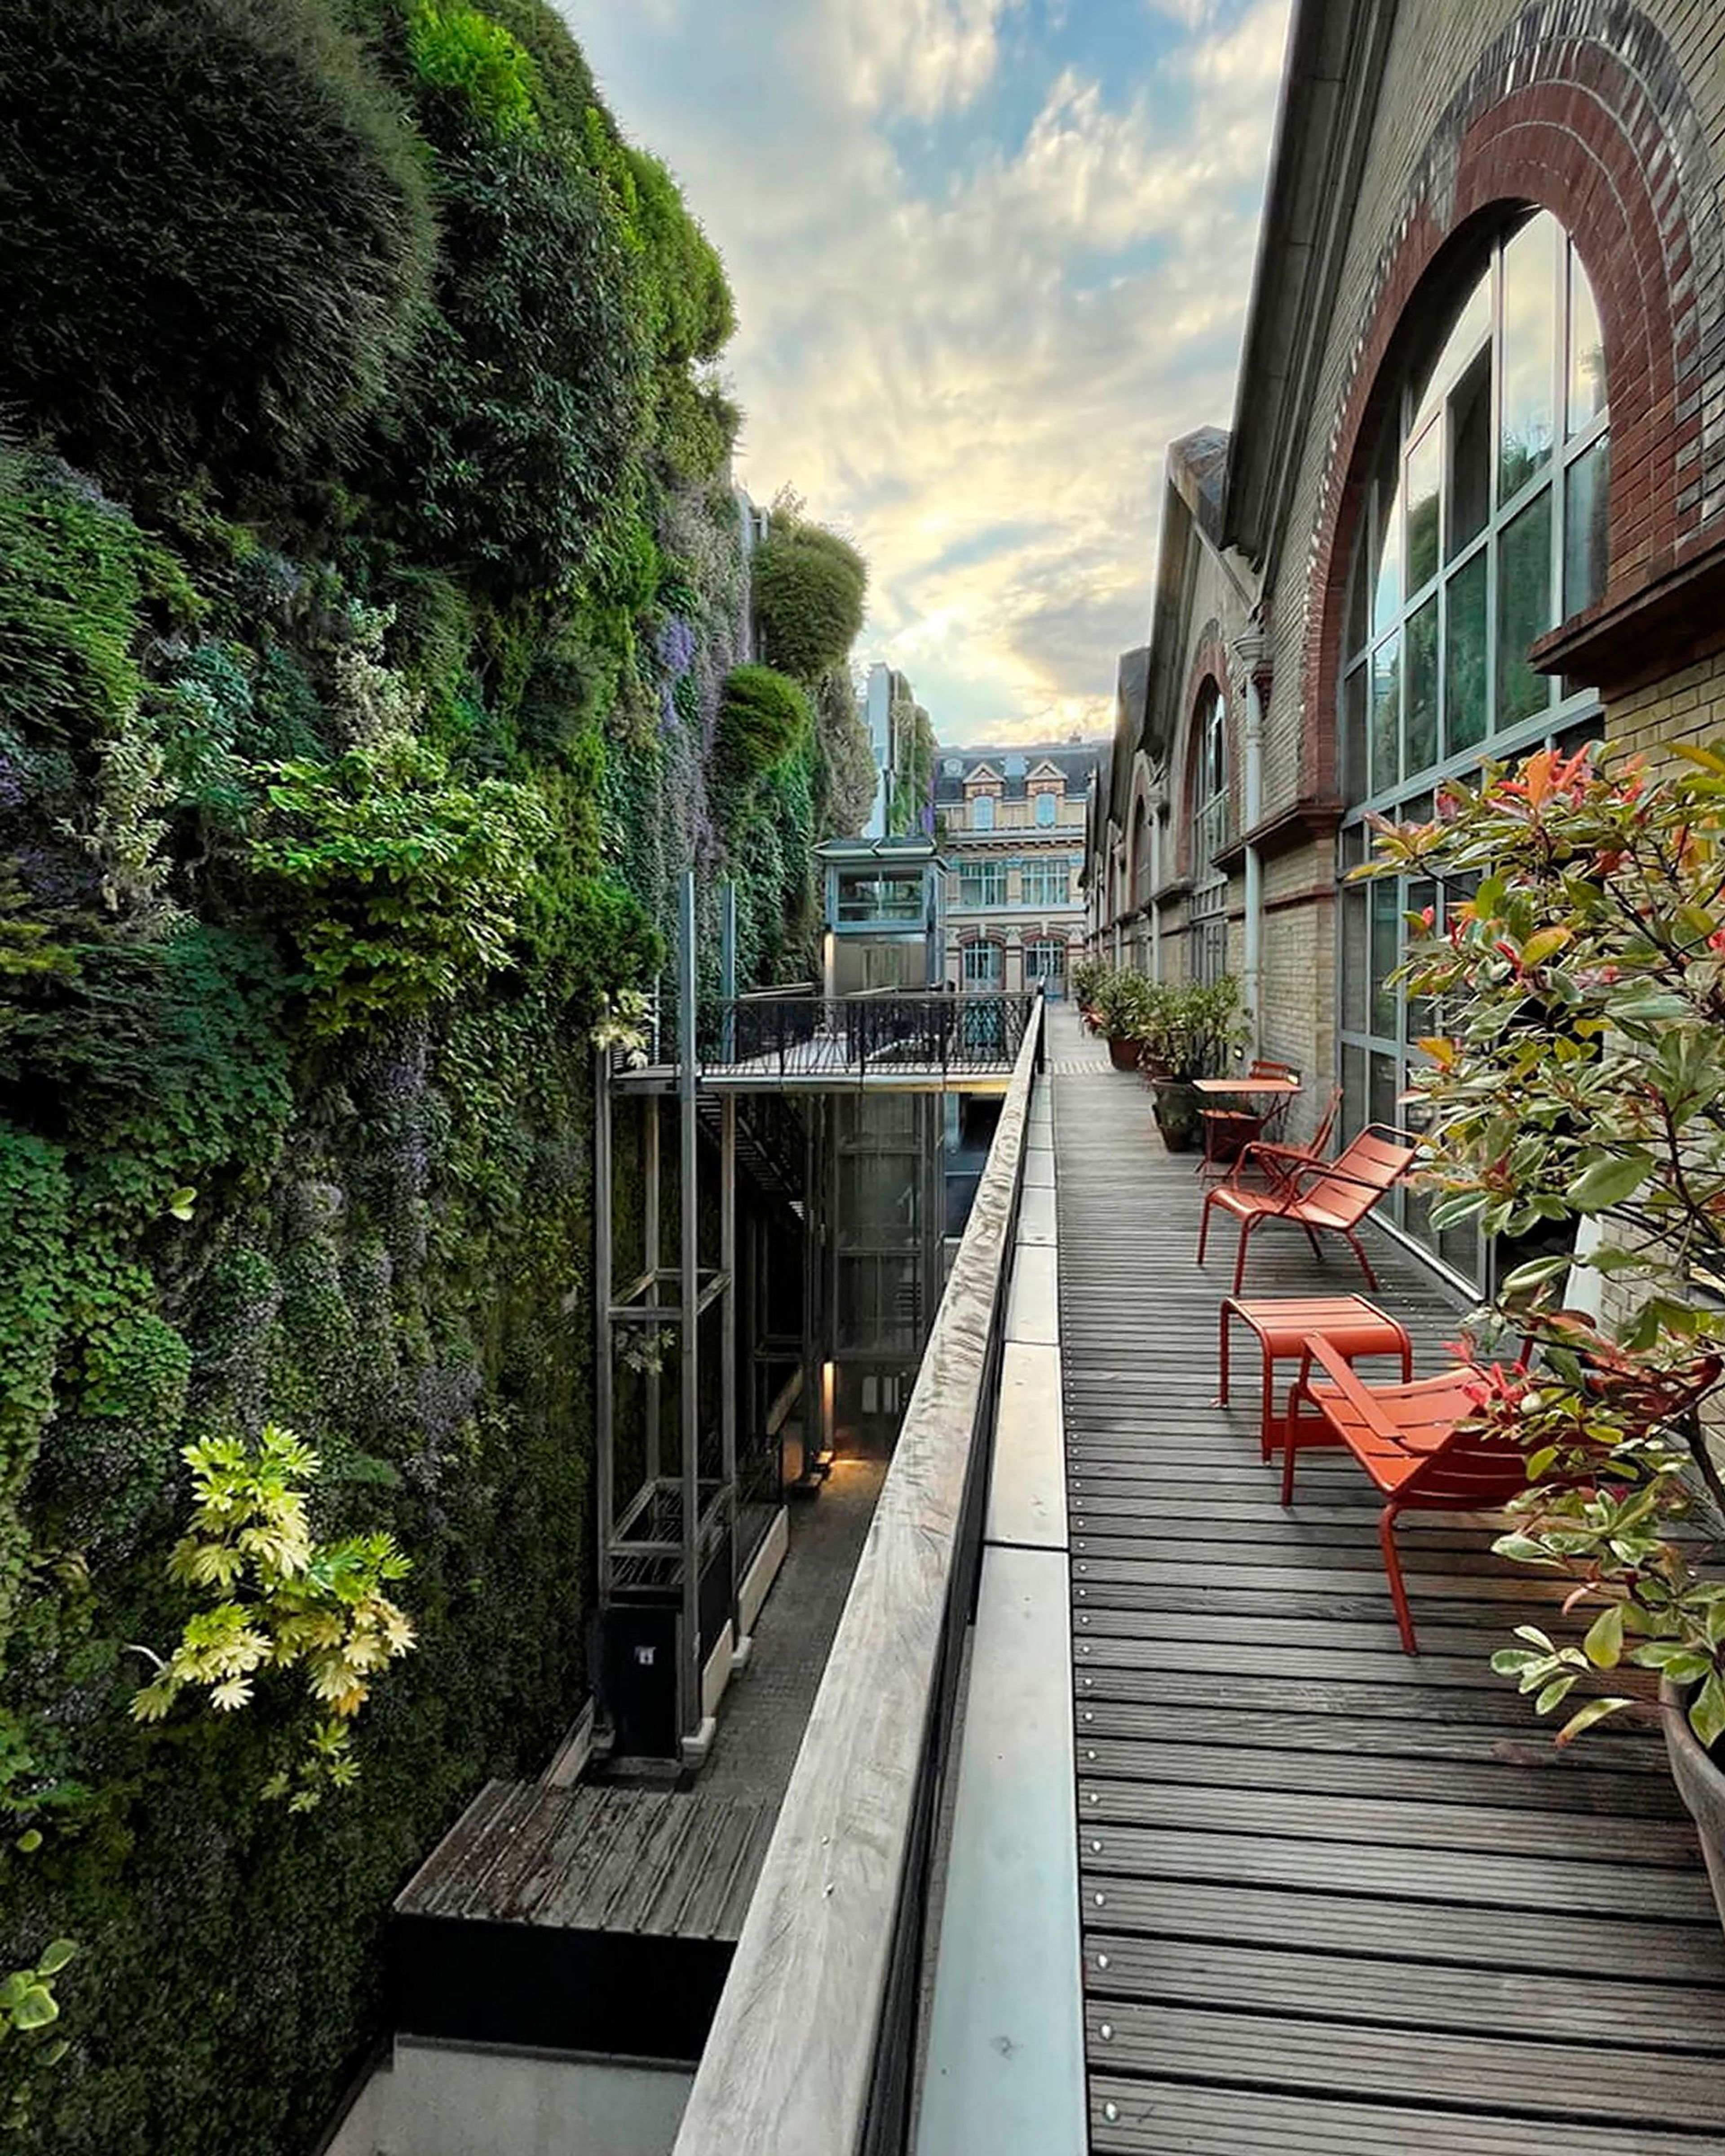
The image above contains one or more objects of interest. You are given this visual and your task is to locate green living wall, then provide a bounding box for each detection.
[0,4,866,2149]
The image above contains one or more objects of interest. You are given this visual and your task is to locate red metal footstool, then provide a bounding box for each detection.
[1218,1294,1413,1461]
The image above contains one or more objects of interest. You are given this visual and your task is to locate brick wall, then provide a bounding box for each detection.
[1249,0,1725,1123]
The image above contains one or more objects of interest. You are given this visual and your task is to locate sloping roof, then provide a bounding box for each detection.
[1223,0,1397,575]
[933,743,1099,807]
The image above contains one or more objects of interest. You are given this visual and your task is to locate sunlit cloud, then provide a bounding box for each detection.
[573,0,1289,743]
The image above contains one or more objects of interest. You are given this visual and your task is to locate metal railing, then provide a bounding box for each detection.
[703,993,1034,1079]
[671,1002,1043,2156]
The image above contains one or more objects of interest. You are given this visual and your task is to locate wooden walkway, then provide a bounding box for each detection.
[1050,1021,1725,2152]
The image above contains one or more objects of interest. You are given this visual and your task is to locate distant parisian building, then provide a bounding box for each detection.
[936,742,1097,997]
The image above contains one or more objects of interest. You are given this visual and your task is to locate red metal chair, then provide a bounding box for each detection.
[1283,1338,1525,1652]
[1237,1085,1343,1193]
[1196,1123,1415,1294]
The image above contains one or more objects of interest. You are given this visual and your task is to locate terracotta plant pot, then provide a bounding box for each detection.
[1662,1676,1725,1934]
[1106,1034,1141,1073]
[1151,1076,1200,1152]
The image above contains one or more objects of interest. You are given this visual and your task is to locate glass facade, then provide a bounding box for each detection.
[962,940,1003,988]
[1190,686,1230,983]
[1023,937,1066,993]
[958,861,1009,909]
[1019,857,1070,908]
[1336,211,1608,1286]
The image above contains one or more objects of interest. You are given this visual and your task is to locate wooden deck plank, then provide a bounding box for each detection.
[1084,2002,1722,2130]
[1083,1932,1725,2048]
[1073,1734,1688,1814]
[1048,1030,1725,2151]
[1074,1871,1725,1981]
[1089,2076,1718,2155]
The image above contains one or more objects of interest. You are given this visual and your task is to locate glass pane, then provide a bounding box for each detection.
[1406,421,1442,592]
[1342,884,1368,1034]
[1370,1051,1399,1134]
[1563,435,1610,618]
[1445,548,1488,751]
[1343,665,1367,799]
[1497,487,1554,726]
[1406,874,1436,1042]
[1568,243,1607,435]
[1439,1211,1483,1287]
[1346,528,1368,658]
[1370,878,1400,1038]
[1412,272,1492,437]
[1447,344,1492,559]
[1406,597,1438,777]
[1370,633,1400,797]
[1500,216,1558,503]
[1342,1044,1368,1145]
[1372,434,1402,639]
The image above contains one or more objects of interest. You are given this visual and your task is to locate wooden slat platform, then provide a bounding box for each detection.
[1050,1020,1725,2152]
[397,1780,772,1938]
[388,1781,773,2062]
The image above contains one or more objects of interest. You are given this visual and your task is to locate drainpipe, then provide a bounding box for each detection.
[1234,631,1268,1056]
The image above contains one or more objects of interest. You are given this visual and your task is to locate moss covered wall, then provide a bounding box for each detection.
[0,4,862,2149]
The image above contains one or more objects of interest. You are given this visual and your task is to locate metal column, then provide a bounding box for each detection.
[593,1046,614,1618]
[677,870,702,1758]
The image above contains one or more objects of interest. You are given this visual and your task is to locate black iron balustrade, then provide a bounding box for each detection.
[701,993,1032,1079]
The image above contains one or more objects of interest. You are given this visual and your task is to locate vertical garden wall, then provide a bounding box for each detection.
[0,4,871,2149]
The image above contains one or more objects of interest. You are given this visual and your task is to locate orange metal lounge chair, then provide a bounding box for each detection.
[1283,1337,1526,1652]
[1196,1123,1415,1294]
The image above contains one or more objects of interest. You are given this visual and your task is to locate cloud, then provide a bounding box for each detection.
[836,0,1024,120]
[571,0,1290,742]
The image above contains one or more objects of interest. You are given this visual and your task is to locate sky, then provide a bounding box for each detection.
[571,0,1292,747]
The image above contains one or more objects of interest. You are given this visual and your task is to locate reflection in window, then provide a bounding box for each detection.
[1035,791,1057,826]
[1190,685,1230,984]
[973,793,994,831]
[958,861,1009,909]
[1499,217,1558,503]
[1336,209,1607,1290]
[962,941,1002,989]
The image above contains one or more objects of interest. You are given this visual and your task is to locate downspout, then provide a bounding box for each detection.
[1235,631,1267,1056]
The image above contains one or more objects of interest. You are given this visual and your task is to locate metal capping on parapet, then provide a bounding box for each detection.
[912,1064,1087,2156]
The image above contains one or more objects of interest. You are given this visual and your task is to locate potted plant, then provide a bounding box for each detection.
[1136,976,1250,1150]
[1070,955,1108,1032]
[1364,738,1725,1926]
[1090,967,1156,1071]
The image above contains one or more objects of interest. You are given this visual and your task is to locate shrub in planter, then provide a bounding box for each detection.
[1136,976,1249,1150]
[1090,968,1156,1069]
[1070,954,1107,1024]
[1365,738,1725,1921]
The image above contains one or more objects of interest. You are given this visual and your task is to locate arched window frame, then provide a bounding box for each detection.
[1190,684,1230,872]
[1187,682,1230,984]
[1335,208,1609,1290]
[1338,210,1608,820]
[1130,794,1152,913]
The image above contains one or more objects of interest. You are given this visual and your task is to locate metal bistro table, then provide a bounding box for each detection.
[1190,1074,1302,1180]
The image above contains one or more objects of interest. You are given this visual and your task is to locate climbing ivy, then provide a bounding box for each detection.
[0,5,869,2150]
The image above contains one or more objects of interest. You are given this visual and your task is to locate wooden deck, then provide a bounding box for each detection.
[1050,1026,1725,2152]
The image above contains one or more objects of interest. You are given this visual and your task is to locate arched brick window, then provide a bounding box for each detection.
[1188,682,1229,982]
[1336,208,1607,1288]
[1338,211,1607,813]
